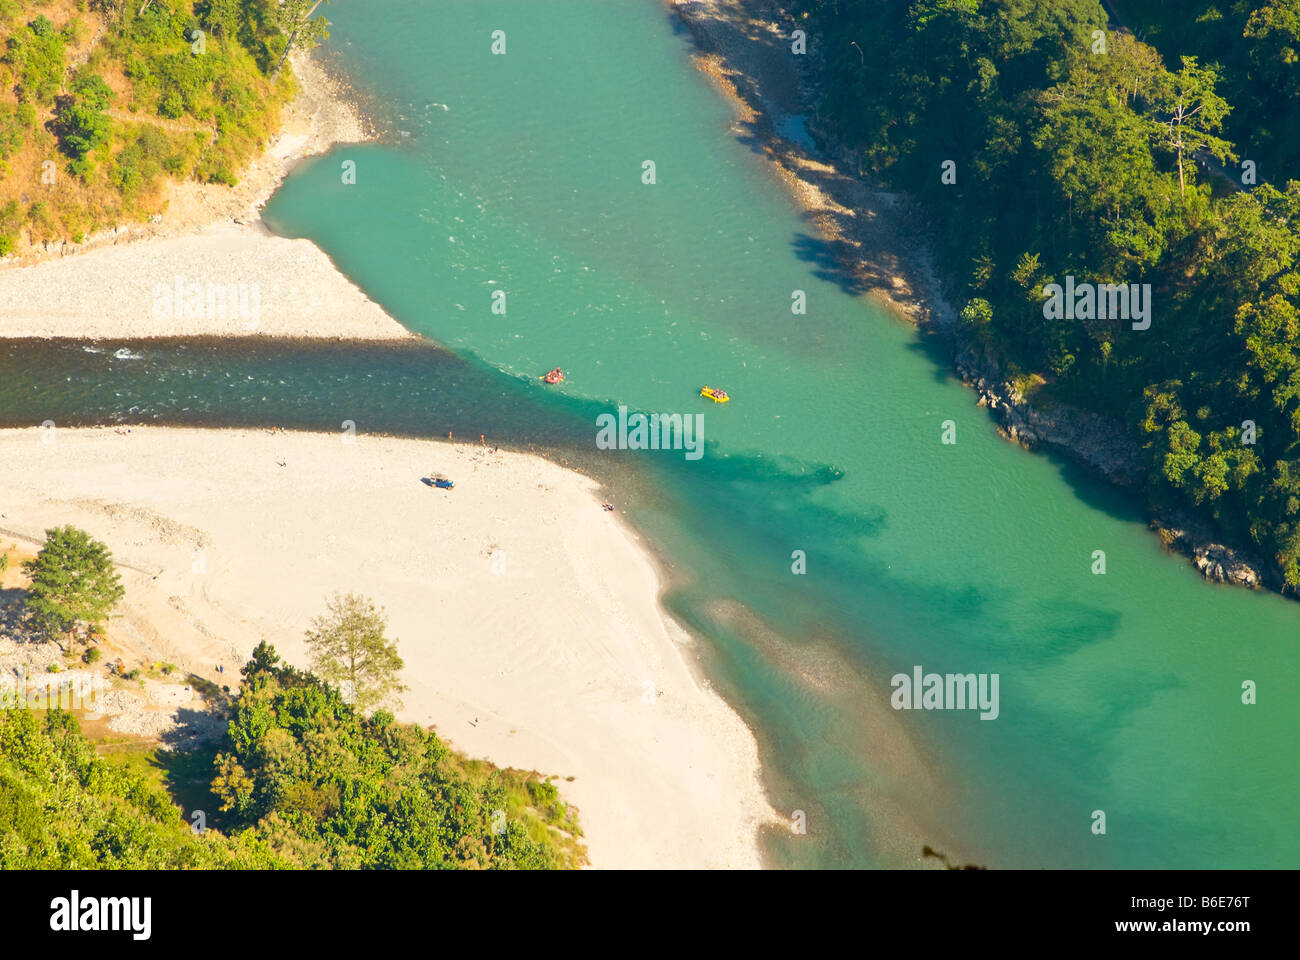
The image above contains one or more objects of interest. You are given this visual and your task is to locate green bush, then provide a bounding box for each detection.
[56,101,112,162]
[128,3,182,46]
[198,160,237,186]
[526,778,559,807]
[960,298,994,331]
[213,642,582,868]
[155,50,209,117]
[0,644,585,869]
[0,709,285,868]
[157,89,183,119]
[61,16,87,46]
[113,127,170,195]
[5,15,67,104]
[70,72,113,110]
[124,54,154,88]
[0,103,35,159]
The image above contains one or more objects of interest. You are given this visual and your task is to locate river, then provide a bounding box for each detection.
[6,0,1296,868]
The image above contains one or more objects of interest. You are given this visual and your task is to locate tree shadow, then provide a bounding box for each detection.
[667,0,802,158]
[158,704,229,753]
[667,0,961,353]
[902,333,966,386]
[0,585,30,642]
[791,231,869,297]
[1050,454,1147,523]
[149,732,224,832]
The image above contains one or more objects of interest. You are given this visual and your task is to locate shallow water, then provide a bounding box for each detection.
[6,0,1296,868]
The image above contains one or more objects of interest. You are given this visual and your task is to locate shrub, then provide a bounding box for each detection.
[201,162,237,186]
[158,89,183,119]
[960,297,993,330]
[125,55,154,87]
[0,104,31,158]
[62,17,87,46]
[56,101,112,162]
[128,4,179,45]
[70,72,113,110]
[526,778,559,807]
[5,15,67,104]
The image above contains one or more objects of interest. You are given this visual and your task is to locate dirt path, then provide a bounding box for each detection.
[103,108,216,139]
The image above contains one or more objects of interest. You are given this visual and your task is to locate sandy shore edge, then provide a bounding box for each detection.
[0,53,414,342]
[666,0,960,334]
[0,30,783,868]
[669,0,998,868]
[0,425,781,868]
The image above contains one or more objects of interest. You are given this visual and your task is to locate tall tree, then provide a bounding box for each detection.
[199,0,244,40]
[303,592,407,712]
[1245,1,1300,98]
[1151,57,1234,196]
[272,0,330,76]
[22,526,124,641]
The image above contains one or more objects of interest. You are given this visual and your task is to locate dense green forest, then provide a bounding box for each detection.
[793,0,1300,588]
[0,643,585,869]
[1110,0,1300,181]
[0,0,322,254]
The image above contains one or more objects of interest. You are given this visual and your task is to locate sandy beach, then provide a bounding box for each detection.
[0,222,414,339]
[0,36,780,868]
[0,54,412,341]
[0,426,778,868]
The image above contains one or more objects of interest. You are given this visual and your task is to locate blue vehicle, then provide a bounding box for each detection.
[433,477,455,489]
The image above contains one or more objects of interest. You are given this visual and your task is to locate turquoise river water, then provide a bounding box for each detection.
[5,0,1296,868]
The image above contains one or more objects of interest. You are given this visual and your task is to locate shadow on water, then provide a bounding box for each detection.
[901,326,963,387]
[1051,452,1149,524]
[0,336,1177,867]
[897,329,1153,528]
[0,337,585,452]
[665,1,793,156]
[791,231,870,298]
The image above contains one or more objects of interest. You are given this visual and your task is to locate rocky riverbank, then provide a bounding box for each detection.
[667,0,1270,592]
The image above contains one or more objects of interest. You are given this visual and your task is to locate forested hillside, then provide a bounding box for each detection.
[1110,0,1300,180]
[793,0,1300,589]
[0,643,585,869]
[0,0,319,255]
